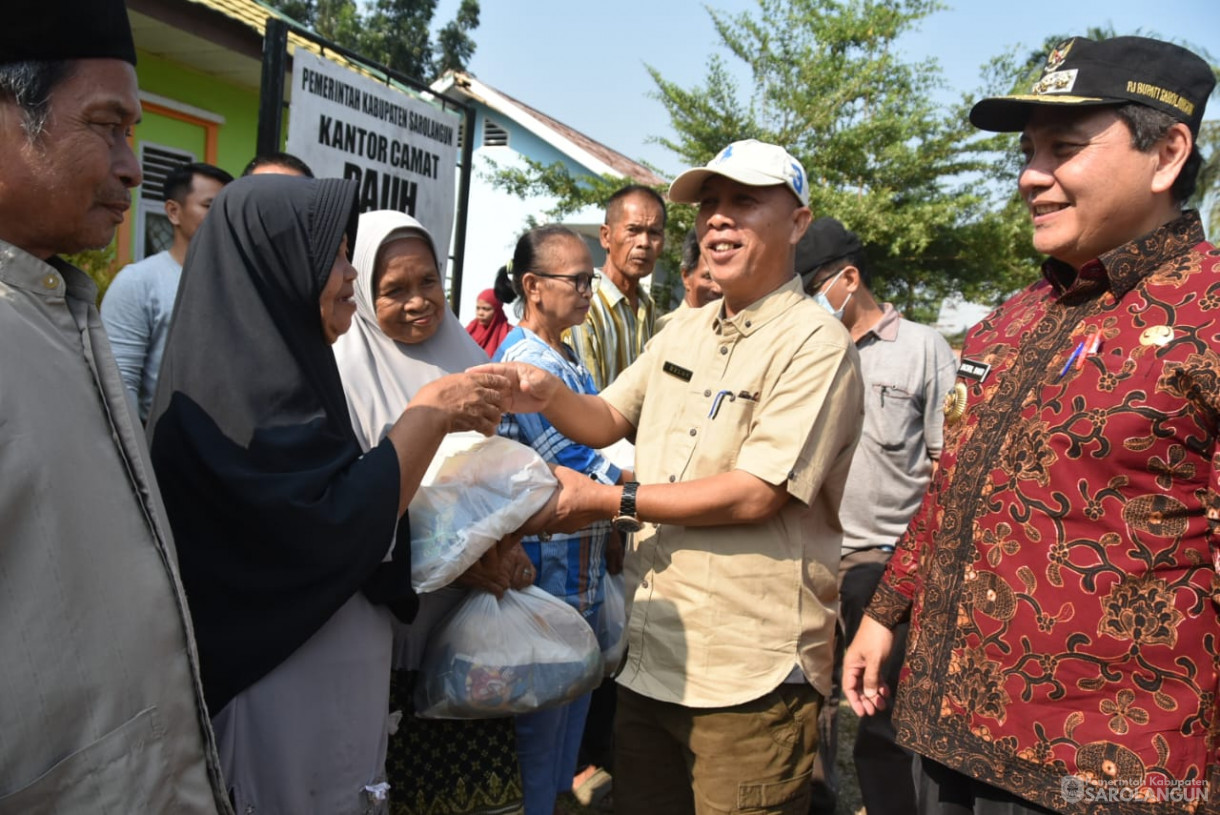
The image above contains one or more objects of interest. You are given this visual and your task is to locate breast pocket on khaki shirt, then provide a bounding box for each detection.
[686,386,761,474]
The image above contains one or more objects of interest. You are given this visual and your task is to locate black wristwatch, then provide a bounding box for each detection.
[613,481,642,533]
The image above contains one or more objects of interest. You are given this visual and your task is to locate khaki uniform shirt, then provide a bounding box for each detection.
[0,241,230,813]
[602,276,864,706]
[564,271,655,390]
[653,300,689,334]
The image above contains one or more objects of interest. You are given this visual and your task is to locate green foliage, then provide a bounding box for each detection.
[362,0,439,80]
[264,0,481,82]
[435,0,480,78]
[62,241,118,307]
[1195,118,1220,234]
[313,0,363,48]
[1186,64,1220,235]
[485,157,684,309]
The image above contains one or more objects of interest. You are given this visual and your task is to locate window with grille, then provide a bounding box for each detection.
[137,143,195,260]
[482,119,508,147]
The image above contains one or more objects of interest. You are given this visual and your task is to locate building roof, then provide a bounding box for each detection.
[131,0,423,91]
[433,71,666,187]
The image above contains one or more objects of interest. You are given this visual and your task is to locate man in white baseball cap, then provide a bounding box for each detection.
[478,139,863,813]
[668,137,811,207]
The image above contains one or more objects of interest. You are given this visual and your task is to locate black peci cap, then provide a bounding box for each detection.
[970,36,1214,136]
[4,0,137,66]
[796,217,862,286]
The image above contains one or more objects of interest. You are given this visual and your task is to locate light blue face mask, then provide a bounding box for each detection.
[812,267,851,320]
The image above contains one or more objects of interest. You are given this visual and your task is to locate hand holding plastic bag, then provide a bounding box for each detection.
[410,432,556,592]
[415,585,603,719]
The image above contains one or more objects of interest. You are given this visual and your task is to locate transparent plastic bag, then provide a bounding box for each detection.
[415,585,603,719]
[409,432,556,592]
[597,572,627,676]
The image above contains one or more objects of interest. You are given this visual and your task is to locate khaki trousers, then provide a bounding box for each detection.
[614,683,821,815]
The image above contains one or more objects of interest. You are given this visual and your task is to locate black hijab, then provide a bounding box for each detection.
[148,174,413,712]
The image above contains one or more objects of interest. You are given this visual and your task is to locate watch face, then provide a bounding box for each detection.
[613,515,643,533]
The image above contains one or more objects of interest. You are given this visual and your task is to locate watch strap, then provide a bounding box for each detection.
[618,481,639,520]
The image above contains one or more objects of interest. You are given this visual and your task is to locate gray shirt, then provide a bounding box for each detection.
[0,240,230,813]
[839,304,957,555]
[101,250,182,422]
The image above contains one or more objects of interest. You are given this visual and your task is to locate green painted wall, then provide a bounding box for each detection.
[135,49,260,175]
[138,109,208,159]
[128,50,260,259]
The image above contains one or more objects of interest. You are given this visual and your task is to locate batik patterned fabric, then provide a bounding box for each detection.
[868,211,1220,814]
[387,671,524,815]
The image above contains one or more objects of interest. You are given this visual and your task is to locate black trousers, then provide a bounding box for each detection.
[916,758,1059,815]
[810,548,917,815]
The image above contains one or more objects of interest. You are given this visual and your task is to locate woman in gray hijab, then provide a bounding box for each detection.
[334,210,533,814]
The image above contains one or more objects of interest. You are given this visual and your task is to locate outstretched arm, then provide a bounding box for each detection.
[383,370,511,514]
[471,361,634,449]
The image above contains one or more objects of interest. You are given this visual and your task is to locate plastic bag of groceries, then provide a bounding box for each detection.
[409,432,556,592]
[597,572,627,676]
[415,585,603,719]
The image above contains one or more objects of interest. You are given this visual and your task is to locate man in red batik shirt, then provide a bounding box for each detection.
[845,35,1220,815]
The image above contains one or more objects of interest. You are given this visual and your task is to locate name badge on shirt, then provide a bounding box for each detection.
[663,361,693,382]
[956,358,991,383]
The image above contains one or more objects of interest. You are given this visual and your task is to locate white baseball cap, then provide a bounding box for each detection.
[668,140,809,207]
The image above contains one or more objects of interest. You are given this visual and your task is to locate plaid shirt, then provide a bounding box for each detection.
[494,326,618,615]
[563,272,655,391]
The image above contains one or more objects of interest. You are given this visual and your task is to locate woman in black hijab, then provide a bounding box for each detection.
[146,174,510,815]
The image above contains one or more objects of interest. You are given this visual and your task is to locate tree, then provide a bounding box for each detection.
[1195,117,1220,234]
[360,0,439,80]
[263,0,481,82]
[435,0,480,78]
[313,0,362,49]
[490,0,1041,322]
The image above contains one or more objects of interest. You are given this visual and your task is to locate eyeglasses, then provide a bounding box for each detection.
[532,272,600,294]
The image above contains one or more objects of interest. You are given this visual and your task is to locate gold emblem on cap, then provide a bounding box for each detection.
[1139,325,1174,347]
[1044,39,1074,73]
[943,382,968,425]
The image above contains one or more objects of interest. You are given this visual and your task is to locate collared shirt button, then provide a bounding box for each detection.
[41,274,59,289]
[719,346,728,355]
[689,428,697,436]
[668,474,676,482]
[704,389,711,397]
[745,320,752,328]
[641,579,649,589]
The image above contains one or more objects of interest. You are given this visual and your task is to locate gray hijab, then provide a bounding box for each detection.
[333,210,488,453]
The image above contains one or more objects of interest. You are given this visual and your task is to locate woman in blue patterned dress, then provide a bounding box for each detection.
[492,225,628,815]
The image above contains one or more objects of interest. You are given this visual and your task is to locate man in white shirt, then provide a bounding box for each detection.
[102,160,231,420]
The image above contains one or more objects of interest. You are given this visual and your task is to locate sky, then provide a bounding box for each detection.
[434,0,1219,179]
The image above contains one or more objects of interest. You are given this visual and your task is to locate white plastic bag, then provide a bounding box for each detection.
[409,432,556,592]
[597,572,627,676]
[598,438,635,472]
[415,585,603,719]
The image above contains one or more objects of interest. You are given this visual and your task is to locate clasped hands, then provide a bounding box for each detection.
[448,362,615,596]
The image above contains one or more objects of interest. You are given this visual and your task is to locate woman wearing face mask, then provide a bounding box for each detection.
[147,176,511,815]
[493,225,628,815]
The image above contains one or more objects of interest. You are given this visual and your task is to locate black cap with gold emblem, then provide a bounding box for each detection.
[970,36,1214,136]
[4,0,137,66]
